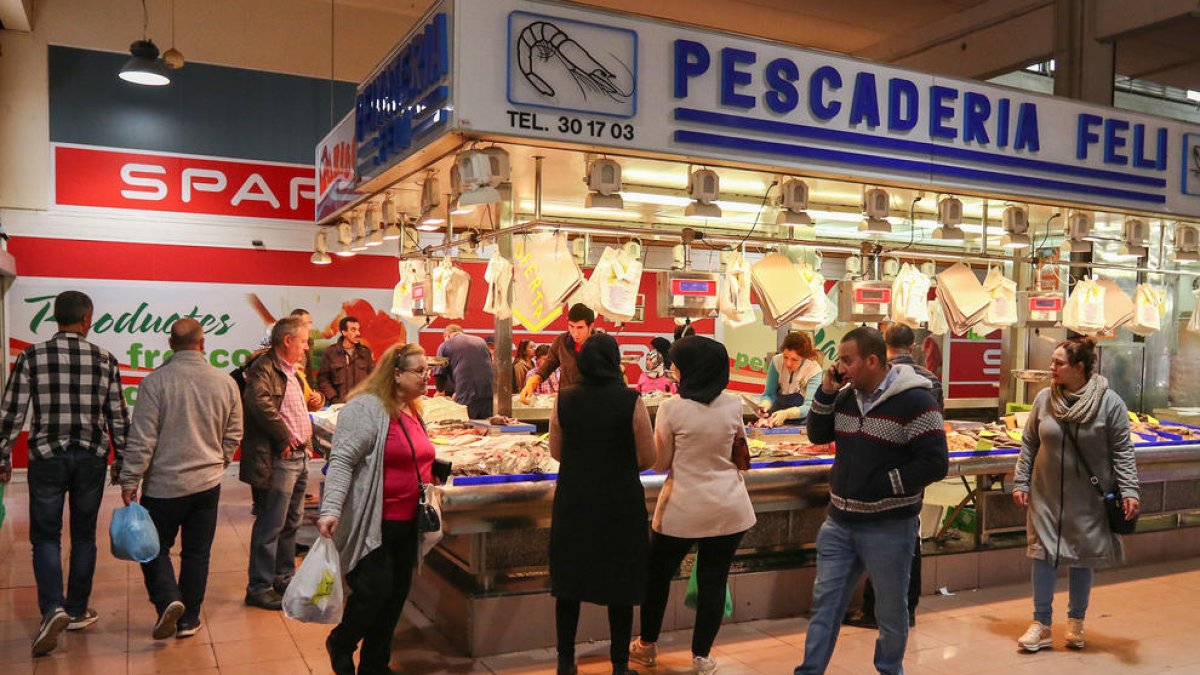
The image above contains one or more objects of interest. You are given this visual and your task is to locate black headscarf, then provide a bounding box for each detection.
[669,336,729,405]
[575,332,624,386]
[650,337,672,367]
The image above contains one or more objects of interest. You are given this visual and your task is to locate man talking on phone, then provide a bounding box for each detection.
[793,327,948,675]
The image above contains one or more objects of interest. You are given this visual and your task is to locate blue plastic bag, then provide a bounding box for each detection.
[110,502,160,563]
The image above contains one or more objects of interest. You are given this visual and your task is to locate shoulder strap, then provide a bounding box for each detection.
[396,409,428,501]
[1056,419,1106,499]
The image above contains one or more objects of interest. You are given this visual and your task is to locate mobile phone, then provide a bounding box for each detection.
[829,366,845,384]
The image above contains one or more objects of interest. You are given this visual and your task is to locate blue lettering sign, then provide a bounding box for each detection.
[929,85,958,140]
[1104,118,1130,165]
[674,40,710,99]
[809,66,842,121]
[887,78,918,132]
[720,48,756,109]
[848,72,880,128]
[764,58,799,115]
[962,91,991,145]
[996,99,1011,148]
[1077,113,1103,159]
[1013,102,1040,151]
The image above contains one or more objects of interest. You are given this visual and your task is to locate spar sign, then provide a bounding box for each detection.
[316,112,359,222]
[54,144,317,221]
[10,278,401,408]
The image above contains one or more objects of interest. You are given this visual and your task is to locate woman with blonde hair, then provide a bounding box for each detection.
[318,343,437,675]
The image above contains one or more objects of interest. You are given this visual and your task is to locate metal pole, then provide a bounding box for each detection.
[494,184,515,417]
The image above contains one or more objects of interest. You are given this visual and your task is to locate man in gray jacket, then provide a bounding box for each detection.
[120,319,242,640]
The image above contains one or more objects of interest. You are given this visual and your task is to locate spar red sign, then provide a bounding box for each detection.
[54,144,317,221]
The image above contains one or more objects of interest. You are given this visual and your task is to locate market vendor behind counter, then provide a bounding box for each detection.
[520,304,596,402]
[759,332,824,426]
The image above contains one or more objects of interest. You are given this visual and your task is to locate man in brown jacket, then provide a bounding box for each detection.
[519,303,595,402]
[316,316,374,404]
[239,316,313,610]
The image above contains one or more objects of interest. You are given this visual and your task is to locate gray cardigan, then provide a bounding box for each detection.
[319,394,393,574]
[1013,388,1139,567]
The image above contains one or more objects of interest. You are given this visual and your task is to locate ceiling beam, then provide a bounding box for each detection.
[1093,0,1200,41]
[853,0,1053,63]
[0,0,32,32]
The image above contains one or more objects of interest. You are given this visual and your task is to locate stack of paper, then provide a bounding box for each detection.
[751,253,813,327]
[1095,278,1134,332]
[934,263,990,335]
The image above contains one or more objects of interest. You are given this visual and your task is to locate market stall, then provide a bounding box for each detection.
[313,0,1200,656]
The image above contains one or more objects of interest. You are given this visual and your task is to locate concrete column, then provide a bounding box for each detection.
[493,185,514,417]
[1053,0,1115,105]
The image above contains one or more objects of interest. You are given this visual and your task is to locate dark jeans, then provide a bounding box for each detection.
[860,535,922,618]
[27,450,107,617]
[556,599,633,667]
[640,530,746,657]
[466,397,494,421]
[247,455,307,594]
[139,486,221,624]
[329,520,418,674]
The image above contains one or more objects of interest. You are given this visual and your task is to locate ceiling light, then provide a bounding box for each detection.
[419,174,445,227]
[777,178,812,227]
[938,197,963,226]
[1177,224,1199,262]
[455,148,508,207]
[684,169,721,218]
[1120,218,1149,257]
[1062,210,1093,253]
[859,217,892,233]
[119,40,170,86]
[585,159,624,210]
[363,203,384,247]
[932,226,965,241]
[860,188,891,233]
[349,210,368,251]
[310,229,332,265]
[334,221,356,257]
[1000,205,1030,249]
[381,192,402,240]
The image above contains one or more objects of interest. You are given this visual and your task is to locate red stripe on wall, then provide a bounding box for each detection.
[10,237,399,287]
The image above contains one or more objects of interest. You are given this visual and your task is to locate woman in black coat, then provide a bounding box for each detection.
[549,333,656,675]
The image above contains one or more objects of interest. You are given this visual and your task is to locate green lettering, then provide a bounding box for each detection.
[123,385,138,407]
[163,314,183,332]
[231,349,251,367]
[25,295,57,333]
[211,349,230,369]
[215,315,236,336]
[162,349,174,363]
[750,357,764,372]
[126,343,143,369]
[734,353,750,369]
[144,349,161,368]
[92,313,115,333]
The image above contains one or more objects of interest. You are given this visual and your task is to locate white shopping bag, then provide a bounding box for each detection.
[282,537,344,624]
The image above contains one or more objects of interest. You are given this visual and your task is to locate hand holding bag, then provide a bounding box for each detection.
[731,435,751,471]
[1060,422,1138,535]
[110,502,161,563]
[282,537,344,623]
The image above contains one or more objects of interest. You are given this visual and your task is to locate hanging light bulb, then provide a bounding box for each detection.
[334,220,356,257]
[381,192,402,240]
[310,229,332,265]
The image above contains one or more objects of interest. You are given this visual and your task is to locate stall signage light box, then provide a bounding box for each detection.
[355,8,452,185]
[447,0,1200,220]
[315,112,360,222]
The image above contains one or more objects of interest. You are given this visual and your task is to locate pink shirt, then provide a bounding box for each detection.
[277,357,312,446]
[382,411,436,521]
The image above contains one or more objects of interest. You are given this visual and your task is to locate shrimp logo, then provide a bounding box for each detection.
[508,12,637,119]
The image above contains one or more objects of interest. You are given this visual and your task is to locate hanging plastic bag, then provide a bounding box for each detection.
[430,257,454,316]
[595,247,641,322]
[483,256,513,320]
[890,263,931,327]
[1129,284,1165,336]
[512,233,583,331]
[683,560,733,619]
[282,537,344,624]
[420,486,445,559]
[927,298,948,336]
[110,502,161,563]
[791,263,833,330]
[982,267,1018,327]
[391,261,422,318]
[1063,277,1106,335]
[719,252,755,328]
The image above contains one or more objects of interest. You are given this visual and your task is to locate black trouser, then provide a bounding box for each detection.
[860,535,922,618]
[329,520,418,674]
[640,530,745,658]
[27,449,107,618]
[139,486,221,625]
[556,599,633,668]
[466,397,494,421]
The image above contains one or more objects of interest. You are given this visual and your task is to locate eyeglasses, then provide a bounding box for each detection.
[398,366,430,379]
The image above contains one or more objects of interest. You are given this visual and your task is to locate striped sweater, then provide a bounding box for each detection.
[808,365,949,523]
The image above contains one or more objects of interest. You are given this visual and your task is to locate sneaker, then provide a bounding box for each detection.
[629,638,657,667]
[1017,621,1052,652]
[153,601,185,640]
[175,619,202,639]
[67,608,99,631]
[244,589,283,611]
[32,608,70,657]
[693,654,718,674]
[1065,618,1086,649]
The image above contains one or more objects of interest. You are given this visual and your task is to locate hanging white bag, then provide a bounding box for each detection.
[719,252,755,328]
[1129,284,1164,336]
[282,537,344,624]
[1063,277,1106,335]
[983,267,1018,327]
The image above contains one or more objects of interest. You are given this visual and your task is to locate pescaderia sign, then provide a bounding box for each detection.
[442,0,1200,219]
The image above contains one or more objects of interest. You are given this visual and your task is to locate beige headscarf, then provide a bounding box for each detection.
[1049,373,1109,424]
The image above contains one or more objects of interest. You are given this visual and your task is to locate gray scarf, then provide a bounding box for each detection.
[1049,374,1109,424]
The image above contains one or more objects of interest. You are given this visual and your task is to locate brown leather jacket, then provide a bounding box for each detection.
[316,341,374,404]
[238,352,312,489]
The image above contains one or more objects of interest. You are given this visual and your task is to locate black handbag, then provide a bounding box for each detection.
[1060,422,1138,535]
[396,412,442,534]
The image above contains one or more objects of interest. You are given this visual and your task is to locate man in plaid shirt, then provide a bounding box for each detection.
[0,291,130,657]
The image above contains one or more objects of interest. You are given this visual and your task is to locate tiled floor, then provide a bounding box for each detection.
[2,472,1199,674]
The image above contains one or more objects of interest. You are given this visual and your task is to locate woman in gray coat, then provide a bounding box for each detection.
[1012,337,1139,653]
[317,343,436,675]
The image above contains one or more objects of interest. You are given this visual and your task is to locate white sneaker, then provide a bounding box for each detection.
[1065,618,1085,649]
[1017,622,1052,652]
[692,654,718,674]
[629,638,657,667]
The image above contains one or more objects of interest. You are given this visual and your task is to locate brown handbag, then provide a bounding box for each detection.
[731,435,751,471]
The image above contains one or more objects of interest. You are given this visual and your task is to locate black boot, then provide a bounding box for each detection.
[611,663,639,675]
[326,634,356,675]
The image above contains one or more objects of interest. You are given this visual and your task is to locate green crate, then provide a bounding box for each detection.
[942,505,977,534]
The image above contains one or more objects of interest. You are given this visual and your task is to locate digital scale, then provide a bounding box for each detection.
[837,280,891,323]
[1018,291,1064,327]
[657,271,720,319]
[409,276,434,316]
